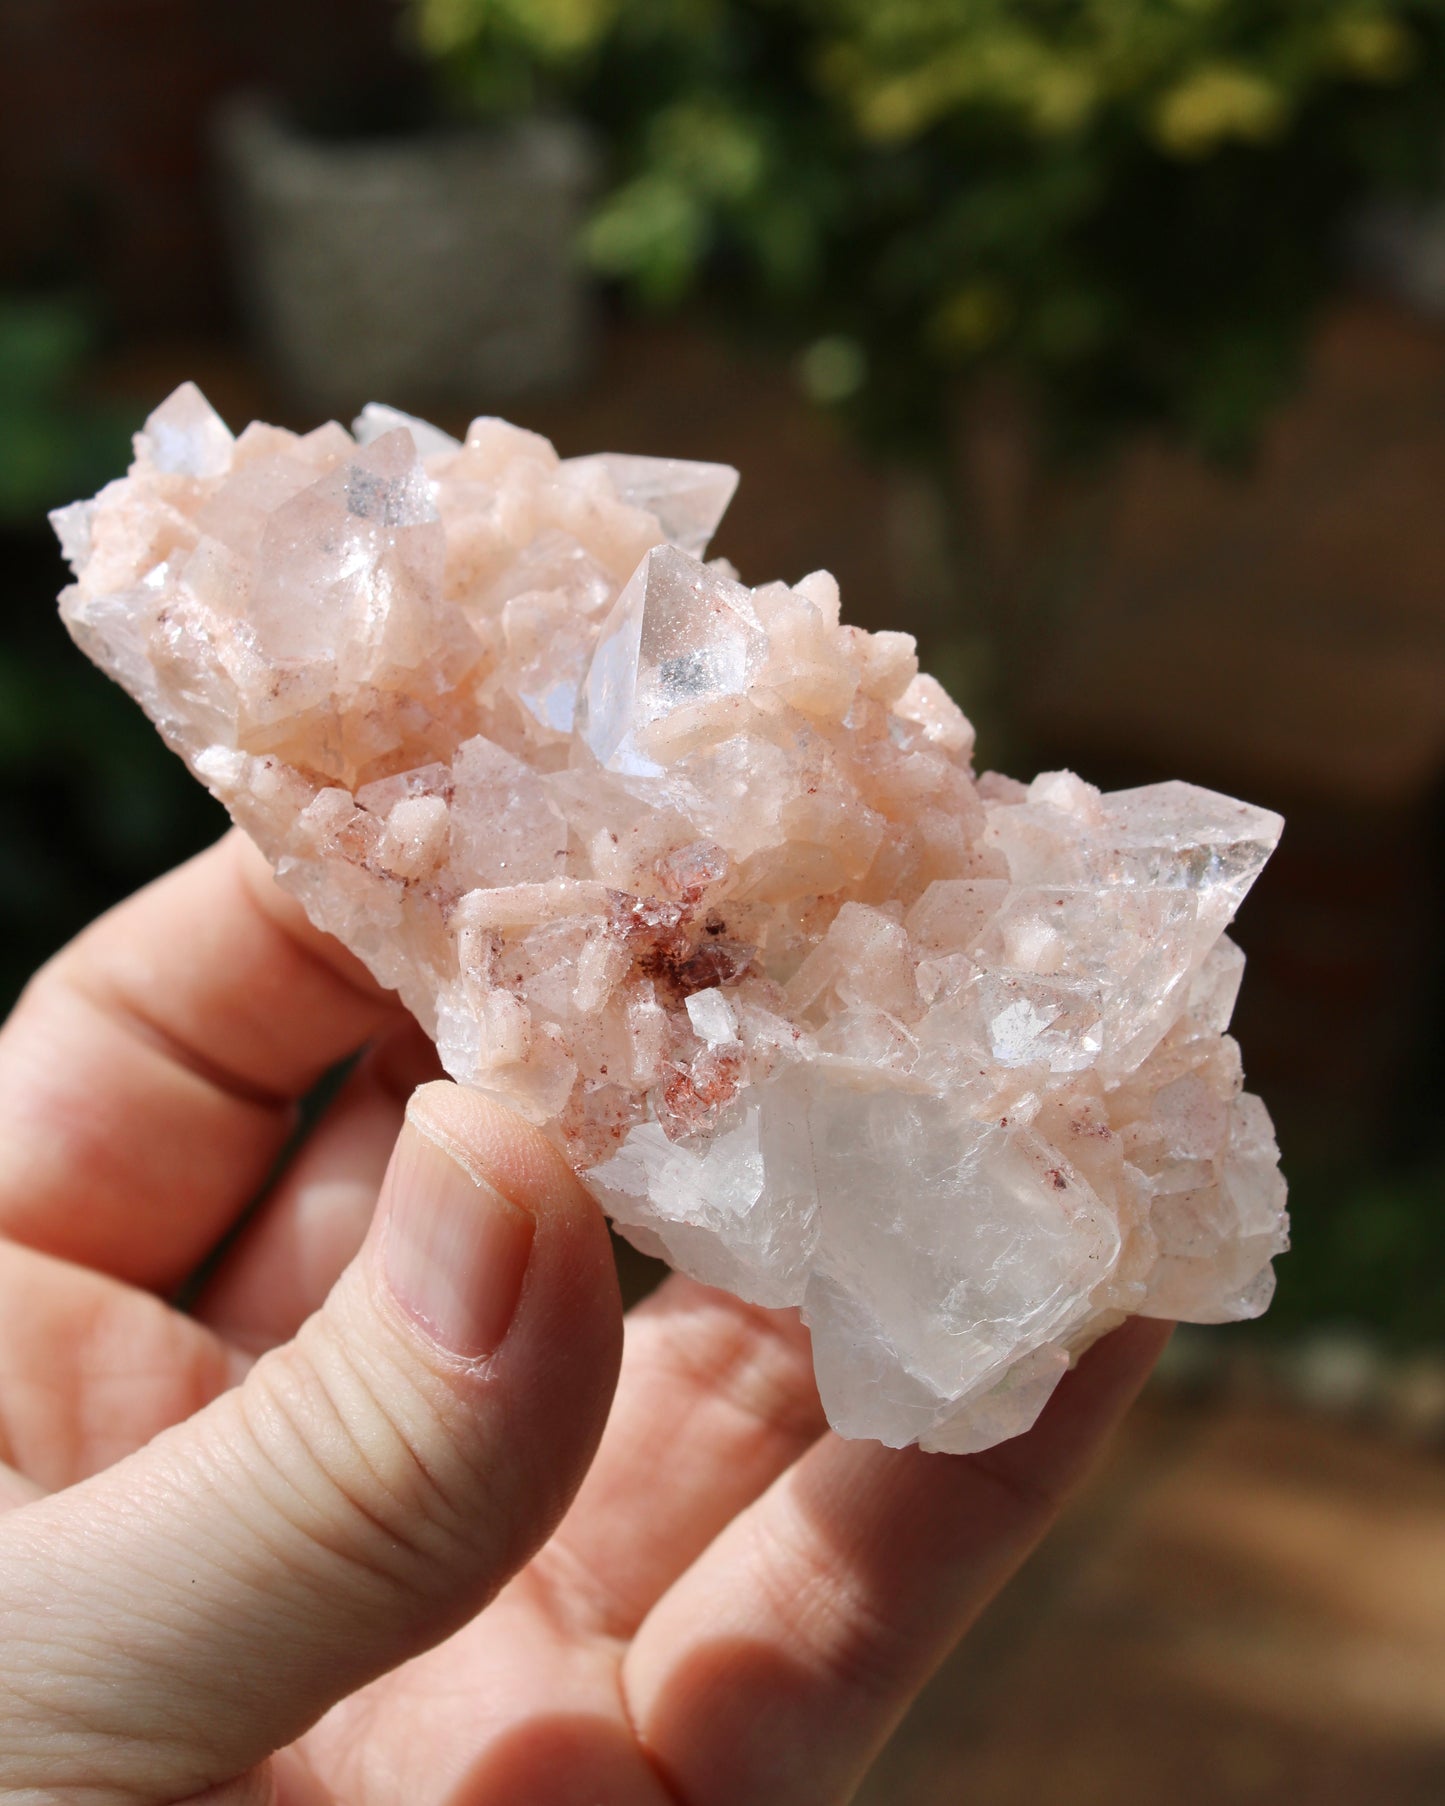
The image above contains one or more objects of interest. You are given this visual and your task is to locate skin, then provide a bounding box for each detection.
[0,829,1169,1806]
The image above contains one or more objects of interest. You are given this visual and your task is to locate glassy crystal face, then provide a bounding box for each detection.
[580,545,769,774]
[54,386,1290,1452]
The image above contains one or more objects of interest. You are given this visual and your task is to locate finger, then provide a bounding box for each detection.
[532,1275,826,1640]
[0,1462,41,1513]
[197,1750,332,1806]
[0,830,398,1288]
[0,1240,244,1491]
[195,1022,444,1352]
[0,1084,623,1806]
[625,1317,1172,1806]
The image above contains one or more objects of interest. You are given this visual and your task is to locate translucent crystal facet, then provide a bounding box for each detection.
[53,387,1290,1452]
[562,452,738,558]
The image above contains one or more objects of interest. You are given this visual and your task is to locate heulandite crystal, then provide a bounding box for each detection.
[53,384,1289,1451]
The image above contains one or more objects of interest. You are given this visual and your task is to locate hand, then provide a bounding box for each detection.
[0,830,1168,1806]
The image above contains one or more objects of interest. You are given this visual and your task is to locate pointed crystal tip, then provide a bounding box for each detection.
[565,451,739,557]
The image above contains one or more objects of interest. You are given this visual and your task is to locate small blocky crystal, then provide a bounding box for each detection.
[53,385,1289,1451]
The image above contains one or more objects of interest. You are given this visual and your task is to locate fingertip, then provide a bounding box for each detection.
[405,1081,607,1227]
[399,1082,624,1395]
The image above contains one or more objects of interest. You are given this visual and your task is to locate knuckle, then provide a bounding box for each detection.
[750,1507,915,1706]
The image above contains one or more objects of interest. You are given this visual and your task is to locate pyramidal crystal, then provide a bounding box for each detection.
[53,385,1289,1452]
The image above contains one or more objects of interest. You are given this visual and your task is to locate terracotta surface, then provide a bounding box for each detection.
[859,1398,1445,1806]
[1026,300,1445,811]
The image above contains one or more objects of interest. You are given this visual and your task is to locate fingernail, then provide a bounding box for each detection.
[379,1102,535,1359]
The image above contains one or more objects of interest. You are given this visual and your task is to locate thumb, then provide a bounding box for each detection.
[0,1082,623,1805]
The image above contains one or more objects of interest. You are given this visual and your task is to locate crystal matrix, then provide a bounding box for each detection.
[53,385,1289,1452]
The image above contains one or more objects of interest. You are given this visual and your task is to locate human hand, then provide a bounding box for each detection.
[0,830,1168,1805]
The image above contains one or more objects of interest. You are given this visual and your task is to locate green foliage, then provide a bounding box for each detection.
[0,294,221,1012]
[1264,1156,1445,1351]
[413,0,1445,460]
[0,296,132,522]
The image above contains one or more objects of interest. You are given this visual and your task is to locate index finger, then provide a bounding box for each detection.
[0,830,400,1289]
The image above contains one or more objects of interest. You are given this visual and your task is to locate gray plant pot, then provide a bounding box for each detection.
[216,97,596,415]
[1350,195,1445,320]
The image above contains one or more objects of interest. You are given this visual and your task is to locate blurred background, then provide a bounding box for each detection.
[2,1,1444,1798]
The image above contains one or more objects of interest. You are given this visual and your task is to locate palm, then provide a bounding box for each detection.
[0,833,1166,1805]
[303,1276,797,1805]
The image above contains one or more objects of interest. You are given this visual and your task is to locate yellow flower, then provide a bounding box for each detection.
[1331,14,1415,82]
[1025,64,1097,136]
[419,0,619,59]
[930,282,1013,358]
[855,74,938,144]
[1153,64,1289,158]
[415,0,485,56]
[508,0,620,57]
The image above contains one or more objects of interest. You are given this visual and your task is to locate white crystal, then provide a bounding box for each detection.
[686,987,741,1047]
[136,380,236,478]
[353,402,463,461]
[580,544,769,773]
[53,386,1291,1452]
[562,451,739,556]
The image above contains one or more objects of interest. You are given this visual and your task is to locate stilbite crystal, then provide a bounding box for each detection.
[53,384,1289,1452]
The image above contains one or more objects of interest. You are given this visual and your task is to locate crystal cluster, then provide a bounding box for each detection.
[53,384,1289,1452]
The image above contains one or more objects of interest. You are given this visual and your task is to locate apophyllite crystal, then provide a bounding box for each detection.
[53,384,1289,1451]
